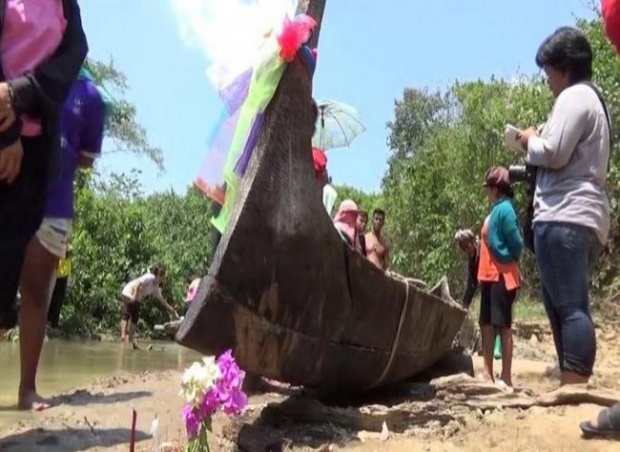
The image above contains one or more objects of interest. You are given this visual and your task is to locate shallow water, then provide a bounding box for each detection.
[0,339,200,429]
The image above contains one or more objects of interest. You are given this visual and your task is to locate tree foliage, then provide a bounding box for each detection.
[66,171,214,335]
[85,58,164,171]
[381,16,620,301]
[332,184,383,215]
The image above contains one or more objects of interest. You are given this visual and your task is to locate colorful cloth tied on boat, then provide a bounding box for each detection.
[195,13,317,234]
[312,147,327,178]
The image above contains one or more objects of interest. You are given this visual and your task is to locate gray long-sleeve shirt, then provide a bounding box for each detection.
[526,83,611,245]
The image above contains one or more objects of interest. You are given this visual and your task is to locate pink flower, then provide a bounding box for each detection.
[182,404,201,439]
[199,388,220,418]
[215,349,248,415]
[181,349,248,442]
[276,14,317,62]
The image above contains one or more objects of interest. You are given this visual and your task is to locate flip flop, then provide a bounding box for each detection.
[495,379,514,394]
[580,404,620,440]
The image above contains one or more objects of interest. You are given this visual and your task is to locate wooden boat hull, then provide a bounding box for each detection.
[177,58,467,395]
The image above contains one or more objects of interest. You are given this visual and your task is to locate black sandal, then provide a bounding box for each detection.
[580,403,620,440]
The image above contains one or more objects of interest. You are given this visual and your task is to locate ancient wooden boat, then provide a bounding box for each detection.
[177,1,467,396]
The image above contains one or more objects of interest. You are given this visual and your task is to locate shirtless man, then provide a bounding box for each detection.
[365,209,390,270]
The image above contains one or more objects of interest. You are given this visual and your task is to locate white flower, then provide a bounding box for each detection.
[180,357,222,406]
[200,356,221,386]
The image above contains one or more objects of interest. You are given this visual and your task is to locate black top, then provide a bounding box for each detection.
[462,245,480,308]
[358,233,367,256]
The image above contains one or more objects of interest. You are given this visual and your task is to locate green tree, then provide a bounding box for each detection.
[333,184,383,214]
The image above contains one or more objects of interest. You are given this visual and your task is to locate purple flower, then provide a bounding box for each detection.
[214,349,248,415]
[182,404,201,439]
[199,388,220,418]
[224,389,248,415]
[181,349,248,441]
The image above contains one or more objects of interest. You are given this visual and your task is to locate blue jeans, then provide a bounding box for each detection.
[534,222,602,377]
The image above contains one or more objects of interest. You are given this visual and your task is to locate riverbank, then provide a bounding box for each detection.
[1,322,620,451]
[2,323,175,343]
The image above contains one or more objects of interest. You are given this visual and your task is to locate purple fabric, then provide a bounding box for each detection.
[220,68,253,114]
[196,107,242,199]
[196,69,253,200]
[233,113,264,177]
[45,79,105,218]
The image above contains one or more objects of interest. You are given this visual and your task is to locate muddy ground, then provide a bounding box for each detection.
[1,323,620,451]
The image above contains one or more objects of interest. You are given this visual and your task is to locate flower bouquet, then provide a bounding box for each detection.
[180,349,248,452]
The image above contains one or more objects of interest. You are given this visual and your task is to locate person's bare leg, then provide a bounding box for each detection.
[480,325,495,382]
[499,327,514,387]
[18,239,57,410]
[128,322,135,343]
[120,319,128,342]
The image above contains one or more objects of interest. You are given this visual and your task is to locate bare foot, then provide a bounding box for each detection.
[18,390,51,411]
[477,372,494,383]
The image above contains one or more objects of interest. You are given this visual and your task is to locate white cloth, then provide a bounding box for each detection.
[36,217,72,258]
[322,184,338,217]
[122,273,162,302]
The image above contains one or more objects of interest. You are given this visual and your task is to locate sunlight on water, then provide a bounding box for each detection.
[0,339,200,429]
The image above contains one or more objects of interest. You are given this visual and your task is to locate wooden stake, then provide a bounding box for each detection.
[130,409,137,452]
[306,0,326,48]
[296,0,327,49]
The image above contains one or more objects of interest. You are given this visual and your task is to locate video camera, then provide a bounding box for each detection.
[508,164,537,254]
[508,164,536,185]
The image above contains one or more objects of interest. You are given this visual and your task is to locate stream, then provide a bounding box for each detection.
[0,339,200,429]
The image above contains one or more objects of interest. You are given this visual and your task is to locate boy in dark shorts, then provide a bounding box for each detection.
[120,264,179,343]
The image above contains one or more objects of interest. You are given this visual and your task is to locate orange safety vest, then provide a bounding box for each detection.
[477,216,520,291]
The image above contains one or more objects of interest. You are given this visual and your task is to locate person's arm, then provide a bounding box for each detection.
[487,205,522,264]
[156,289,179,317]
[501,206,524,261]
[384,242,390,271]
[4,0,87,139]
[490,205,524,262]
[526,89,587,170]
[462,254,478,308]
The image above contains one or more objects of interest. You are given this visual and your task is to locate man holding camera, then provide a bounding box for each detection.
[516,27,612,389]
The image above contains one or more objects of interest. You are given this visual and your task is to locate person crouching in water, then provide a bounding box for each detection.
[478,167,524,390]
[120,263,179,343]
